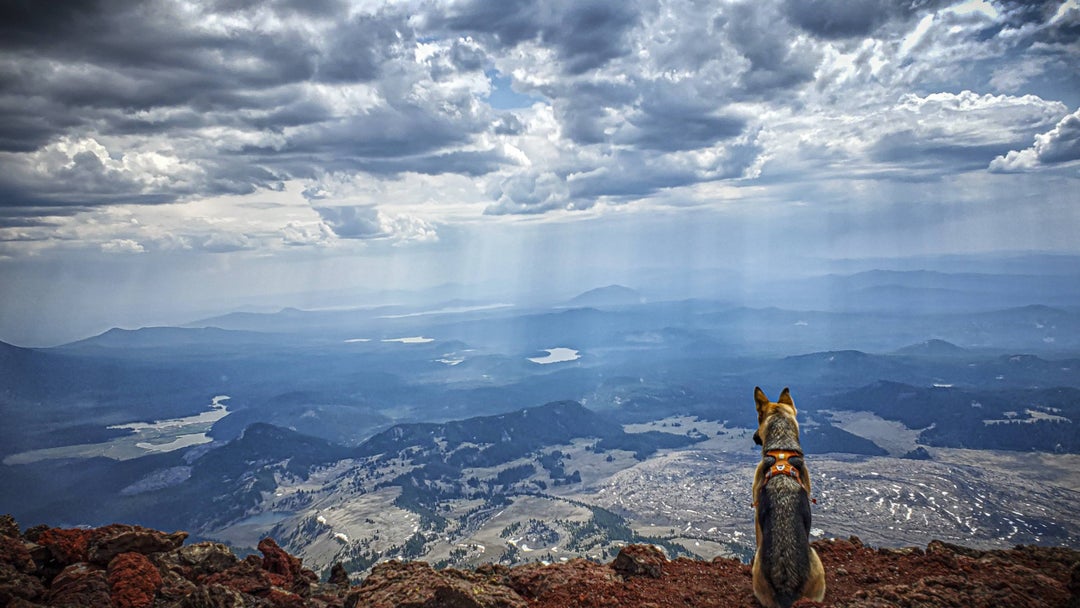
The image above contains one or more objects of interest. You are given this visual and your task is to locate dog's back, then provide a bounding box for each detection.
[758,472,812,606]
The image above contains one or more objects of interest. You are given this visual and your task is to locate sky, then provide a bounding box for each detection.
[0,0,1079,346]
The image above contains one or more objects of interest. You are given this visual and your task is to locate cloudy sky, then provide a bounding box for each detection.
[1,0,1078,345]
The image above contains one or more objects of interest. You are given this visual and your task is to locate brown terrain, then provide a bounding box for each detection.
[1,514,1077,608]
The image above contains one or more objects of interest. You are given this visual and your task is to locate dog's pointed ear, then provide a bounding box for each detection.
[778,387,794,406]
[754,386,769,412]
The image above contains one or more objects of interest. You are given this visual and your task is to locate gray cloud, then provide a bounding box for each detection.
[870,130,1026,171]
[0,1,508,211]
[0,0,1076,228]
[781,0,946,39]
[782,0,895,39]
[314,205,438,242]
[721,1,821,95]
[432,0,640,75]
[616,81,749,151]
[484,171,574,215]
[315,205,385,239]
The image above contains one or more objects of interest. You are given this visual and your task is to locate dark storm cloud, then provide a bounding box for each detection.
[211,0,347,18]
[720,2,820,95]
[619,75,753,151]
[314,13,406,83]
[782,0,896,39]
[433,0,641,75]
[780,0,948,39]
[548,79,637,144]
[0,202,83,229]
[276,105,475,158]
[0,0,111,49]
[0,1,508,211]
[622,113,745,151]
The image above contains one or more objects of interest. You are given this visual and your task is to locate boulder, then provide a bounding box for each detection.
[612,544,666,579]
[46,562,112,607]
[107,552,163,608]
[34,524,187,567]
[259,537,317,594]
[327,562,349,589]
[0,514,21,538]
[88,525,188,565]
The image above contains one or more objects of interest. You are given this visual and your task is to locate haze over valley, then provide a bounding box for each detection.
[3,257,1080,577]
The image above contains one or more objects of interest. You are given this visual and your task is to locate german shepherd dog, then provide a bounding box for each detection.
[751,387,825,608]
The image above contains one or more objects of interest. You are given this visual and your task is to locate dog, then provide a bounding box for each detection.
[751,387,825,608]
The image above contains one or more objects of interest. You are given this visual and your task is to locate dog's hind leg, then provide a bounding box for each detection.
[751,547,780,608]
[802,546,826,602]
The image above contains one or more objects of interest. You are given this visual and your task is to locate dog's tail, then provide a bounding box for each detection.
[758,477,813,608]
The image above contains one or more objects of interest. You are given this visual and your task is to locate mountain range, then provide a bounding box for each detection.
[2,270,1079,579]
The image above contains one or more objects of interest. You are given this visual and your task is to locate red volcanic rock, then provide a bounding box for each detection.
[0,529,46,604]
[264,587,309,608]
[0,562,47,606]
[175,542,240,576]
[34,528,94,565]
[46,562,112,607]
[107,552,162,608]
[259,537,317,594]
[506,559,621,600]
[202,558,275,596]
[89,525,187,565]
[612,544,666,578]
[156,569,198,604]
[34,524,187,567]
[5,516,1078,608]
[344,560,529,608]
[0,533,45,604]
[173,582,248,608]
[0,534,36,573]
[0,514,21,538]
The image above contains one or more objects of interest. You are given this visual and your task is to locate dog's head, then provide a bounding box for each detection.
[752,386,797,446]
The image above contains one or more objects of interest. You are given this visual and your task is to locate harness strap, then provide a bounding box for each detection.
[763,450,803,484]
[752,450,816,507]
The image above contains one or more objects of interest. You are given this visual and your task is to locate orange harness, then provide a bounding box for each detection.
[762,450,803,484]
[753,450,815,508]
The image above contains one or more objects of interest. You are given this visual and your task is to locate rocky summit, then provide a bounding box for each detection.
[1,515,1076,608]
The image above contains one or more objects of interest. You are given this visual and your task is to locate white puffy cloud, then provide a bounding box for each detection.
[989,107,1080,172]
[100,239,146,254]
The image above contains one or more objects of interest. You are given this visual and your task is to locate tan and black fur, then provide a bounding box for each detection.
[751,387,825,608]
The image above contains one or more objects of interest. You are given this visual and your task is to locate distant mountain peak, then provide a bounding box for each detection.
[566,285,643,308]
[894,339,968,357]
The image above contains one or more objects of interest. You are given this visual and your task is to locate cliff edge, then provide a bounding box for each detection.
[1,515,1076,607]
